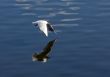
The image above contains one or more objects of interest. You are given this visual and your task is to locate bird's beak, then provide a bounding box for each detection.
[32,22,36,24]
[32,56,37,61]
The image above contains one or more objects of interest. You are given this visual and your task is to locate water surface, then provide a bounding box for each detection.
[0,0,110,77]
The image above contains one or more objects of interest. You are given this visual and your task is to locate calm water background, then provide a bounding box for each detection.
[0,0,110,77]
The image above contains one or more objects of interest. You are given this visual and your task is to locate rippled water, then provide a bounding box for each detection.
[1,0,110,77]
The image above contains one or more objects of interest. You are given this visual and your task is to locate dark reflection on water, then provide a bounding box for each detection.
[32,39,56,63]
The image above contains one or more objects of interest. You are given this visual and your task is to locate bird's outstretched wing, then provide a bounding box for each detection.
[40,39,56,55]
[47,23,54,32]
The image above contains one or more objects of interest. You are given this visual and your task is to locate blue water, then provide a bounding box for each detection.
[1,0,110,77]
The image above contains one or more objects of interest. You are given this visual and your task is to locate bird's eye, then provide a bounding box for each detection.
[34,24,38,26]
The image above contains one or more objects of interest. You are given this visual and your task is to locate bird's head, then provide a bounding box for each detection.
[32,53,38,61]
[32,21,38,26]
[32,20,48,26]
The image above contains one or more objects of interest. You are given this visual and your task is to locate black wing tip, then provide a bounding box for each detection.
[47,23,55,32]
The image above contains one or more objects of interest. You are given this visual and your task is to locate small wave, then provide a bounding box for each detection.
[54,24,79,27]
[34,8,53,11]
[61,18,82,22]
[35,2,67,6]
[57,11,79,15]
[21,6,32,10]
[15,0,33,8]
[61,0,73,1]
[69,7,80,10]
[35,0,48,2]
[14,3,32,6]
[95,1,110,17]
[16,0,28,2]
[37,13,56,18]
[21,13,36,16]
[62,2,86,5]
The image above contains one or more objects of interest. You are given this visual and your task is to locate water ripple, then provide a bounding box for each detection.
[34,7,53,11]
[21,13,36,16]
[14,3,32,6]
[37,13,56,18]
[16,0,28,2]
[57,11,79,15]
[96,1,110,17]
[69,7,80,10]
[2,0,110,77]
[61,18,82,22]
[54,24,79,27]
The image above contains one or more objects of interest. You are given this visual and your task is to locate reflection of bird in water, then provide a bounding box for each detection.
[32,39,56,62]
[32,20,56,37]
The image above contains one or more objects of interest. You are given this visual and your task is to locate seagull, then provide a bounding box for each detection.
[32,20,55,37]
[32,39,56,62]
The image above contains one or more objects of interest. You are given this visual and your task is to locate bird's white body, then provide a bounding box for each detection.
[32,20,54,37]
[37,20,48,36]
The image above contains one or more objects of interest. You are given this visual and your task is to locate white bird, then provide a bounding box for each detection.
[32,20,55,37]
